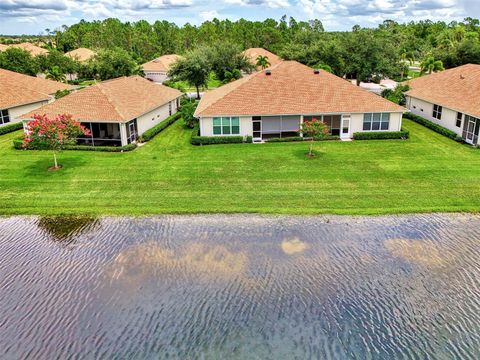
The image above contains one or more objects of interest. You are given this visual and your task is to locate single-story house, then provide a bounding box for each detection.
[0,68,73,127]
[65,48,96,62]
[405,64,480,145]
[243,48,282,70]
[20,76,183,146]
[142,54,181,83]
[9,43,49,57]
[194,61,405,141]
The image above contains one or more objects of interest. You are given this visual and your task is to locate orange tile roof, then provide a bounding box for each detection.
[0,68,73,109]
[195,61,405,117]
[65,48,96,62]
[142,54,182,72]
[405,64,480,118]
[9,43,48,56]
[0,44,8,52]
[243,48,282,69]
[21,76,182,122]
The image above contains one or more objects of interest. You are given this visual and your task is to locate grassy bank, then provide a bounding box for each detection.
[1,119,480,215]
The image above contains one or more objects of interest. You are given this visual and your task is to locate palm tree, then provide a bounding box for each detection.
[255,55,270,70]
[420,56,444,76]
[46,66,66,82]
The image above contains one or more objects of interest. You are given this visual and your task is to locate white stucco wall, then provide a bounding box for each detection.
[199,116,252,137]
[407,96,462,135]
[4,100,48,125]
[136,99,178,136]
[145,71,168,83]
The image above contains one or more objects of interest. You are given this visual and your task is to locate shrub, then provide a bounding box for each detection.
[14,136,137,152]
[353,130,410,140]
[266,135,340,142]
[0,122,23,136]
[181,101,198,128]
[191,135,246,145]
[404,113,461,141]
[138,112,181,142]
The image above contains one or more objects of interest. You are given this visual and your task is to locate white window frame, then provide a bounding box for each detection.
[213,117,240,136]
[362,113,390,131]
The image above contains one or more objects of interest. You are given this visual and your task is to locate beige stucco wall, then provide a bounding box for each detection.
[145,71,168,83]
[5,100,48,124]
[136,99,178,136]
[200,116,252,137]
[407,96,462,135]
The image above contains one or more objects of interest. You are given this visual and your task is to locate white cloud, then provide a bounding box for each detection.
[199,10,220,21]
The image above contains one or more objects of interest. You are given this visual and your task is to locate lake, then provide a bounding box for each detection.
[0,214,479,359]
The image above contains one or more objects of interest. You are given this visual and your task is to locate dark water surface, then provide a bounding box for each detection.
[0,214,479,359]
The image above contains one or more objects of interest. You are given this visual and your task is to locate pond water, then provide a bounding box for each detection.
[0,214,479,359]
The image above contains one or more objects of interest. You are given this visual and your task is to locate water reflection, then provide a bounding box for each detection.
[0,214,479,359]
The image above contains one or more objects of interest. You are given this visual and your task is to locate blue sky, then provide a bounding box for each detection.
[0,0,478,35]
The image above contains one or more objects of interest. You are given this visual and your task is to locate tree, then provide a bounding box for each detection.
[0,47,39,75]
[206,42,253,81]
[313,63,333,73]
[23,114,91,170]
[420,56,444,75]
[256,55,270,69]
[381,84,410,105]
[181,100,198,128]
[90,48,140,80]
[36,50,78,77]
[299,119,329,157]
[46,66,66,82]
[169,48,211,99]
[223,69,241,83]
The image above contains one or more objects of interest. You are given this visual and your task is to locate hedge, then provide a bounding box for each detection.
[266,135,340,142]
[138,112,181,142]
[191,135,252,145]
[0,122,23,136]
[404,113,462,141]
[353,129,410,140]
[13,136,137,152]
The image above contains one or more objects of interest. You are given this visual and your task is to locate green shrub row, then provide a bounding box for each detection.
[353,129,410,140]
[0,122,23,136]
[404,113,462,141]
[266,135,340,142]
[138,112,181,142]
[13,136,137,152]
[191,135,252,145]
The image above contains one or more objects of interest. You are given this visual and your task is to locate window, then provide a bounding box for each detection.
[363,113,390,131]
[169,102,172,116]
[213,117,240,135]
[433,104,442,120]
[456,112,463,128]
[0,109,10,125]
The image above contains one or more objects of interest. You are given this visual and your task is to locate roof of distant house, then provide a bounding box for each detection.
[142,54,182,72]
[405,64,480,118]
[0,44,8,51]
[195,61,405,117]
[65,48,96,62]
[0,68,73,109]
[9,43,48,56]
[21,76,182,122]
[243,48,283,69]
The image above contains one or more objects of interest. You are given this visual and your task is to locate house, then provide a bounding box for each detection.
[0,68,73,127]
[65,48,96,62]
[0,44,8,52]
[243,48,282,70]
[9,43,48,57]
[405,64,480,145]
[142,54,181,83]
[194,61,405,141]
[20,76,183,146]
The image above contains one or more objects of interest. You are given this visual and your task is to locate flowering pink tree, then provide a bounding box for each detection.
[300,118,329,157]
[23,114,91,170]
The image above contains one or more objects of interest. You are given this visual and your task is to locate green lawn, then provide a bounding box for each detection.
[1,119,480,216]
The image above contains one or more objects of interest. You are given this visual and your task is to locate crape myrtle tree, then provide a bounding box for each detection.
[300,118,329,158]
[23,114,91,170]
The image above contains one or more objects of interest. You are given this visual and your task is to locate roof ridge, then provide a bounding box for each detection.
[96,82,127,120]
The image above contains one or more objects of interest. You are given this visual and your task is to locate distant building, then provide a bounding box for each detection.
[65,48,96,63]
[8,43,48,56]
[142,54,182,83]
[243,48,282,70]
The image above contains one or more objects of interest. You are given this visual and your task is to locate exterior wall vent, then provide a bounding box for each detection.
[313,69,320,74]
[265,70,272,76]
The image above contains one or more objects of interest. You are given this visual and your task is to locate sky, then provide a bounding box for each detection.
[0,0,479,35]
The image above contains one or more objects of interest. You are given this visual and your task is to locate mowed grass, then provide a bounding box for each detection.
[1,119,480,215]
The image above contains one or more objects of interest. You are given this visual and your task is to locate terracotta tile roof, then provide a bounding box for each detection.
[405,64,480,118]
[0,68,73,109]
[20,76,182,122]
[142,54,182,72]
[0,44,8,51]
[65,48,96,62]
[243,48,282,69]
[9,43,48,56]
[195,61,405,117]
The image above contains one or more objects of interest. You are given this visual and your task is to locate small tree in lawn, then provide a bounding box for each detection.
[300,118,329,158]
[23,114,91,170]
